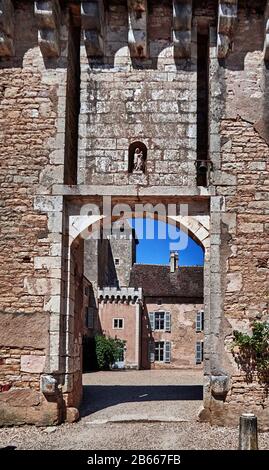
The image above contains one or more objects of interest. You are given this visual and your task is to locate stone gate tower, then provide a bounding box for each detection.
[0,1,268,428]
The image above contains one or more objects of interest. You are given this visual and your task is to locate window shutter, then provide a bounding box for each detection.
[196,310,204,332]
[196,341,203,364]
[85,307,88,327]
[196,311,202,332]
[149,312,155,331]
[149,341,155,363]
[87,307,94,329]
[165,312,171,332]
[164,341,171,363]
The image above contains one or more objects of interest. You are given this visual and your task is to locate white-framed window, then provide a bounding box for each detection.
[115,258,120,266]
[196,310,204,332]
[154,341,171,363]
[196,340,204,364]
[85,307,94,329]
[149,311,171,332]
[113,318,124,329]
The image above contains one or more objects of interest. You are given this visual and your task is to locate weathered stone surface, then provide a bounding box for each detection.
[211,374,230,397]
[0,313,49,349]
[217,0,238,58]
[172,0,192,59]
[66,407,79,423]
[0,389,40,407]
[40,374,57,395]
[81,0,104,57]
[226,273,242,293]
[128,0,148,58]
[0,1,269,430]
[34,0,61,57]
[20,355,46,373]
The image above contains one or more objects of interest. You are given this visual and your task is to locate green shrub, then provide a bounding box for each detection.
[232,321,269,382]
[94,335,125,370]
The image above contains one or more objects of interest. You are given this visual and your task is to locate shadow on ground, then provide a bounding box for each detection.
[80,385,203,417]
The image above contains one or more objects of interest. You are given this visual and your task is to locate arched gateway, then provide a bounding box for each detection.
[0,1,268,429]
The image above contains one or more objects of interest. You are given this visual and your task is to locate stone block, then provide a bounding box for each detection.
[21,355,46,373]
[211,374,230,398]
[24,277,61,296]
[0,389,41,407]
[66,407,79,423]
[239,223,264,234]
[40,374,57,395]
[34,195,63,213]
[0,312,49,349]
[226,272,242,292]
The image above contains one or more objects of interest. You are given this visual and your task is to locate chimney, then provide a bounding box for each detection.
[170,251,179,273]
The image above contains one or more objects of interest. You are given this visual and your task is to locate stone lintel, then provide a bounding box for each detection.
[81,0,104,57]
[172,0,192,59]
[34,0,61,57]
[128,0,148,59]
[52,184,215,198]
[0,0,14,57]
[217,0,238,59]
[98,287,143,303]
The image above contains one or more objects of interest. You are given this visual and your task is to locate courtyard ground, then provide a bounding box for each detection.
[81,369,204,422]
[0,370,268,450]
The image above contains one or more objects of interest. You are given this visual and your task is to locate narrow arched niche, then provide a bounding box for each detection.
[128,141,147,174]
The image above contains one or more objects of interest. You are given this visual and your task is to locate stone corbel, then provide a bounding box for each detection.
[0,0,14,57]
[211,374,230,399]
[172,0,192,59]
[34,0,61,58]
[217,0,238,59]
[264,1,269,61]
[81,0,104,57]
[128,0,148,59]
[40,374,58,395]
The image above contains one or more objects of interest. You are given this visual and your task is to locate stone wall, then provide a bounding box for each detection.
[78,0,197,187]
[0,1,70,425]
[203,6,269,428]
[1,0,269,429]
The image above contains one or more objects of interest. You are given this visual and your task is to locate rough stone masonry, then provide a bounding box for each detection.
[0,0,268,429]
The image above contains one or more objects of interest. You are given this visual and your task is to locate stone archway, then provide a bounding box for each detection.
[58,201,210,415]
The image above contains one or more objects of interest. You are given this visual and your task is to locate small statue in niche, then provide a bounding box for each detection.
[128,141,147,174]
[133,147,145,172]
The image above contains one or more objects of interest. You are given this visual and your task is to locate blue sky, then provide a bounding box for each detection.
[129,218,204,266]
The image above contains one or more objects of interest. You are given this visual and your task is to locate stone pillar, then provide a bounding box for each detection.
[239,413,258,450]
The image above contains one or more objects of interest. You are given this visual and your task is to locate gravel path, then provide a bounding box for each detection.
[0,371,268,450]
[0,421,269,450]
